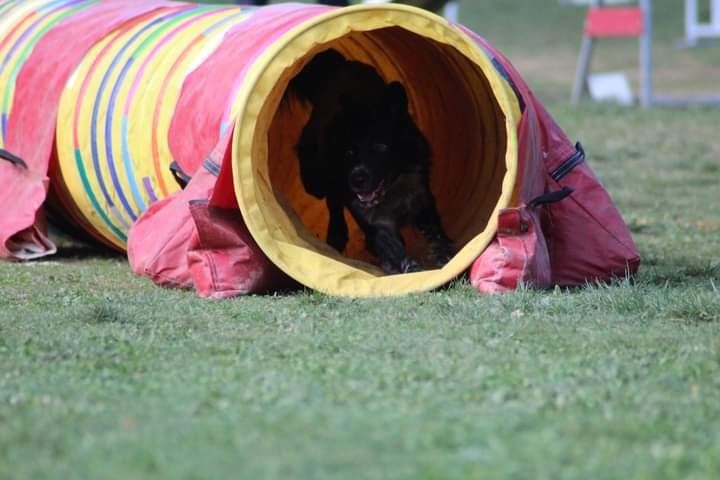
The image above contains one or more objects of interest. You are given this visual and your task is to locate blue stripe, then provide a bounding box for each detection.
[74,149,127,242]
[119,115,147,212]
[37,0,78,14]
[1,113,7,140]
[105,54,144,217]
[142,177,158,203]
[89,14,179,221]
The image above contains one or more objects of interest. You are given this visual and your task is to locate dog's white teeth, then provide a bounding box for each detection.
[357,182,384,204]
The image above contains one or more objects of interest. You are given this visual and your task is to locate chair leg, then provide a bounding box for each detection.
[571,36,595,105]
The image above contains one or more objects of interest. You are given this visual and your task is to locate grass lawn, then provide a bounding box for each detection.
[1,1,719,479]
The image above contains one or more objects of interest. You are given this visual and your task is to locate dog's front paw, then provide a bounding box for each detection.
[430,241,454,267]
[380,260,400,275]
[400,257,422,273]
[380,258,420,274]
[432,251,453,267]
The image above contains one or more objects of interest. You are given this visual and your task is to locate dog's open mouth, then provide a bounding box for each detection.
[355,180,385,207]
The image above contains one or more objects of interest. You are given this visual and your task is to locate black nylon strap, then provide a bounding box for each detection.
[491,57,525,113]
[0,148,28,169]
[529,186,574,207]
[169,155,221,189]
[169,161,191,189]
[203,158,220,177]
[551,142,585,181]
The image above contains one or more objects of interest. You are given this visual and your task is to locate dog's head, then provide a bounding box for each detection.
[330,82,428,208]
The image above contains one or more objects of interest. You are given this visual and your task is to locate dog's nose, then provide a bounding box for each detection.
[349,165,372,191]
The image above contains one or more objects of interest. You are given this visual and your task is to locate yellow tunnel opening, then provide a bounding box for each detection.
[232,5,520,297]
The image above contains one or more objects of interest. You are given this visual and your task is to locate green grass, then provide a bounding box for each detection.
[2,1,720,479]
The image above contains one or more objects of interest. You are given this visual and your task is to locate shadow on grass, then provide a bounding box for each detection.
[48,221,124,261]
[53,244,124,261]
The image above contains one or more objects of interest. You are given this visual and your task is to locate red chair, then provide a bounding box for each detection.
[570,0,652,107]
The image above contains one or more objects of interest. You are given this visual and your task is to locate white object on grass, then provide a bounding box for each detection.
[587,72,635,105]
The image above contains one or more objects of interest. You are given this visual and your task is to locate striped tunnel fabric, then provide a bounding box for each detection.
[52,2,252,248]
[0,0,99,147]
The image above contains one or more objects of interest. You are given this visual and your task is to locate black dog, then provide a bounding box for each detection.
[288,49,453,273]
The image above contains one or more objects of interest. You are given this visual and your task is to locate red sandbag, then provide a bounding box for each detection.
[466,28,639,291]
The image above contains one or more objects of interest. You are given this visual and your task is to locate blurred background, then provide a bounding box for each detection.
[205,0,720,103]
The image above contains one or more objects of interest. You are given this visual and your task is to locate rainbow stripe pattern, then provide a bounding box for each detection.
[0,0,256,248]
[55,3,250,247]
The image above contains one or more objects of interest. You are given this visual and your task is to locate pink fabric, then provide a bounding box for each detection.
[168,4,330,175]
[126,164,215,289]
[187,202,290,298]
[471,206,551,293]
[127,126,232,288]
[128,130,290,296]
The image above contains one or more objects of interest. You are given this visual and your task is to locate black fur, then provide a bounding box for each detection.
[288,49,453,273]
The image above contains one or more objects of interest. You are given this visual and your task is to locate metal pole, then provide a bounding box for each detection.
[639,0,653,108]
[685,0,698,46]
[570,0,603,105]
[571,36,595,104]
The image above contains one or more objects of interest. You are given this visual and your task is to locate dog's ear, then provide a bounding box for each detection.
[384,82,408,115]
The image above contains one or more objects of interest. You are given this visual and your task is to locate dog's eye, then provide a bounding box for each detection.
[373,143,388,153]
[344,149,356,159]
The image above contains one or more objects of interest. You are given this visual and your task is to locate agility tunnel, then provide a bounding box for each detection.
[0,0,640,297]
